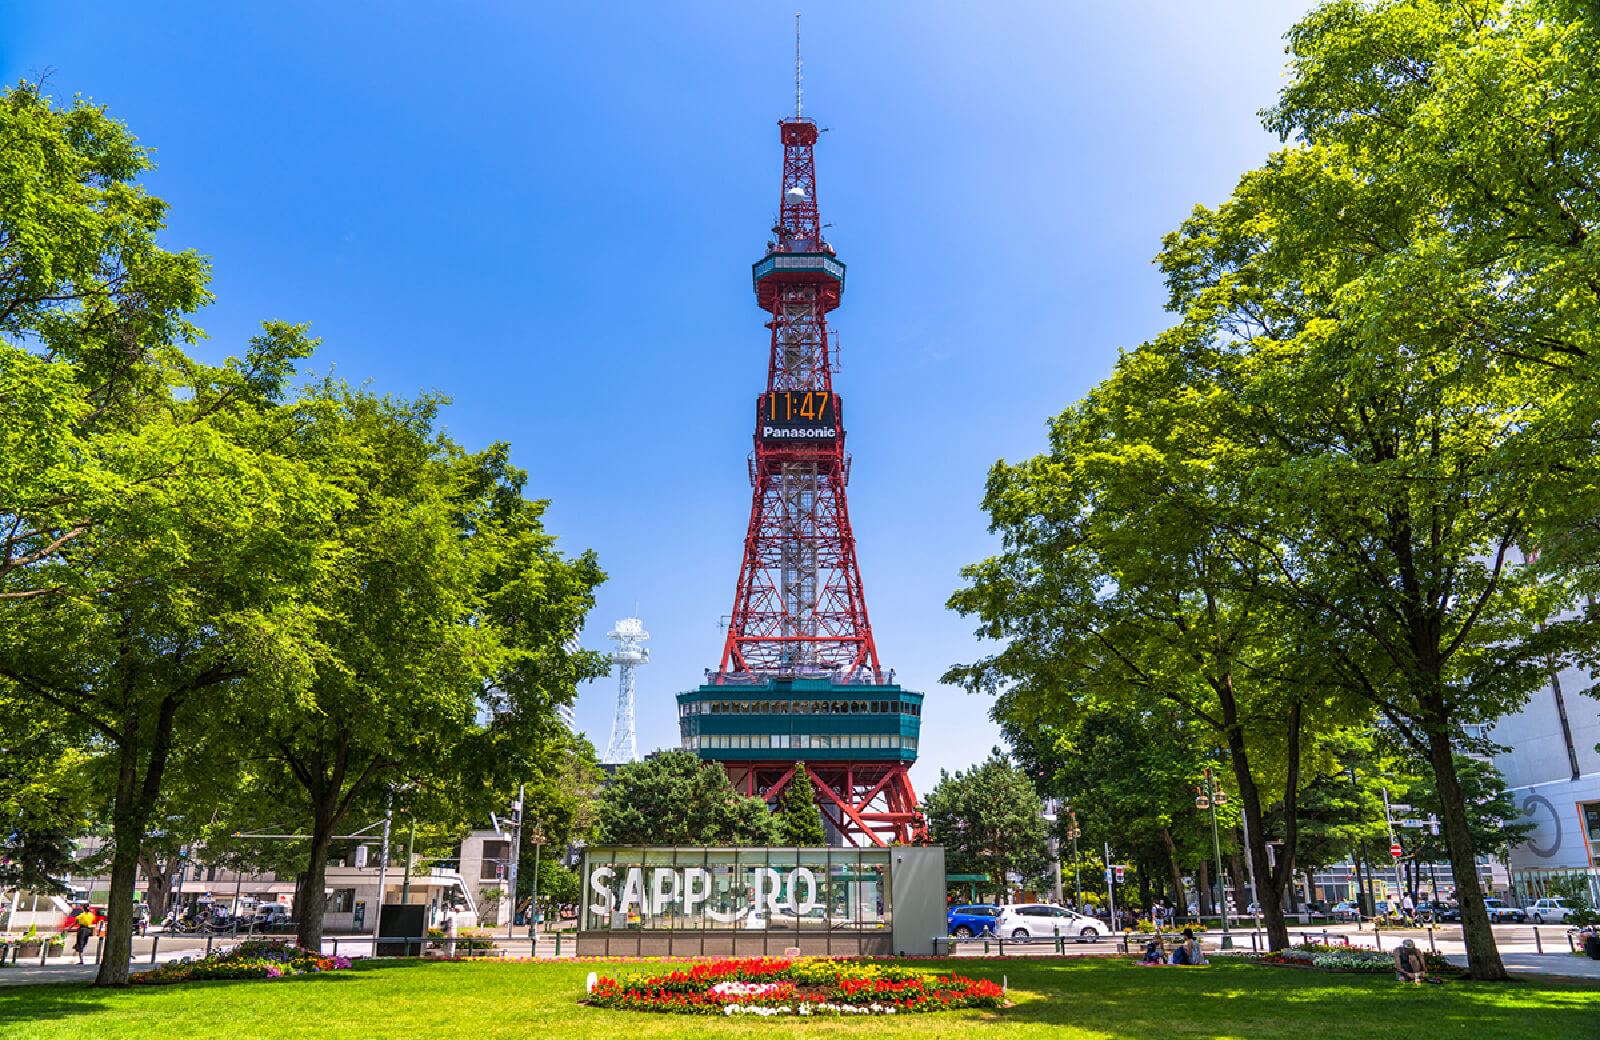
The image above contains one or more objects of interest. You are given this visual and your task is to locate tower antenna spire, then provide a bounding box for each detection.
[795,12,803,118]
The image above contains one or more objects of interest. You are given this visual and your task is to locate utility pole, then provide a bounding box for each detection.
[529,823,546,941]
[401,816,416,904]
[1381,786,1404,905]
[1103,842,1117,927]
[505,784,523,939]
[372,788,393,943]
[1045,797,1063,904]
[1067,810,1082,909]
[1240,795,1260,929]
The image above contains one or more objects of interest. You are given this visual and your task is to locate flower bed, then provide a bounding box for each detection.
[587,957,1004,1017]
[1258,942,1457,975]
[131,939,354,985]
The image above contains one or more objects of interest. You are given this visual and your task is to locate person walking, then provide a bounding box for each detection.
[72,906,97,964]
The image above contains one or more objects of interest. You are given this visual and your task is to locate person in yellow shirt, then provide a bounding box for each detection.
[72,907,97,963]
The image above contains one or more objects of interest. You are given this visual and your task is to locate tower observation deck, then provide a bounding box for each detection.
[676,93,925,847]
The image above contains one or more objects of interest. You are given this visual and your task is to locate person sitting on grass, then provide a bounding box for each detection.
[1170,928,1208,966]
[1393,939,1434,984]
[1141,936,1168,964]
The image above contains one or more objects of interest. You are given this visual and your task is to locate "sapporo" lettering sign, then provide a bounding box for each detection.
[588,865,822,923]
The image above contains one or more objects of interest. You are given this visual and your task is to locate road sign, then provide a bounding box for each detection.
[1397,819,1427,828]
[1389,843,1403,858]
[1389,804,1412,812]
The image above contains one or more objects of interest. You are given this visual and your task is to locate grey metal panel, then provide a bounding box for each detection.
[889,846,947,956]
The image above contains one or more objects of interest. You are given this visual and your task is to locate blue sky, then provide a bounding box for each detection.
[5,1,1311,795]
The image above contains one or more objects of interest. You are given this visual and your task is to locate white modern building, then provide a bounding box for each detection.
[1494,649,1600,904]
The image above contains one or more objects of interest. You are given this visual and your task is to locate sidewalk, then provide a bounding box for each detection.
[0,962,157,988]
[1443,953,1600,981]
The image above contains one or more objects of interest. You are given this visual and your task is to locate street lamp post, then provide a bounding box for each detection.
[1202,767,1232,949]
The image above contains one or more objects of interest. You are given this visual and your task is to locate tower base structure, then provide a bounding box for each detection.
[723,760,923,847]
[677,677,926,847]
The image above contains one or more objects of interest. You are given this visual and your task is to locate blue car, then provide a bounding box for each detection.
[947,904,1000,937]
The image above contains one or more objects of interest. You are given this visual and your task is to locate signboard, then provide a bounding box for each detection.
[588,863,822,923]
[756,392,841,443]
[578,847,895,933]
[353,900,366,930]
[1389,843,1403,858]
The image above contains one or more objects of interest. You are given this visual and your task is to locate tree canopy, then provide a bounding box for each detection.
[922,749,1048,899]
[947,0,1600,980]
[593,751,780,847]
[0,80,604,983]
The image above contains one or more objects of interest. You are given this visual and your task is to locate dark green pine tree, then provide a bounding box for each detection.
[776,762,826,846]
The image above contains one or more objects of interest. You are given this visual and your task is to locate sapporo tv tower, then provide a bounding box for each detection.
[677,26,925,847]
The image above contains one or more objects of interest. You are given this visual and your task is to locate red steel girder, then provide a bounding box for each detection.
[720,760,926,847]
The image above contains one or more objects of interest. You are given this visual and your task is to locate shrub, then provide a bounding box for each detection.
[132,939,354,986]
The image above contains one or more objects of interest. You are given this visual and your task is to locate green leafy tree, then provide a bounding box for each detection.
[922,749,1048,899]
[228,383,606,950]
[1229,0,1600,978]
[1026,707,1231,918]
[775,762,825,846]
[0,81,342,985]
[593,750,780,846]
[0,714,91,896]
[944,352,1367,948]
[1401,755,1535,866]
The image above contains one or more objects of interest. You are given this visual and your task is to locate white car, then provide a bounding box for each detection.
[1529,898,1575,924]
[994,904,1104,943]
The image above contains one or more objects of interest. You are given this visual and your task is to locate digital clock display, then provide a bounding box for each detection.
[756,391,841,441]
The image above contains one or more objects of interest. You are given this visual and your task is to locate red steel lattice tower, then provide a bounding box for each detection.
[675,72,925,847]
[717,113,881,681]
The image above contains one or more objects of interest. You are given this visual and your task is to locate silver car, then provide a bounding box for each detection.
[994,904,1104,943]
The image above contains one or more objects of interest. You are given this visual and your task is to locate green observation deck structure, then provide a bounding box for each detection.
[677,679,924,846]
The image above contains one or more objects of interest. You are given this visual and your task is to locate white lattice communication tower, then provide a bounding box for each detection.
[604,617,649,763]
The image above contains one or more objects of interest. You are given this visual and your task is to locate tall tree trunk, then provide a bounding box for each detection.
[96,754,143,986]
[1159,827,1185,920]
[96,690,180,987]
[294,799,337,950]
[1221,678,1300,949]
[1136,863,1152,913]
[138,853,175,922]
[1425,722,1507,980]
[1197,859,1213,917]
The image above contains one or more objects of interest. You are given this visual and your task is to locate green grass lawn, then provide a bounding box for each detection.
[1,957,1594,1040]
